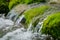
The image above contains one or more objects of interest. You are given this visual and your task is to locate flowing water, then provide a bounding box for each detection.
[0,17,53,40]
[0,3,60,40]
[0,16,52,40]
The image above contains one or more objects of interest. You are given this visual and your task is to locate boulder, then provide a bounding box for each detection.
[41,12,60,39]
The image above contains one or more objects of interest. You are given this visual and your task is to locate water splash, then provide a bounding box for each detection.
[0,28,34,40]
[0,16,53,40]
[0,18,14,29]
[15,15,24,25]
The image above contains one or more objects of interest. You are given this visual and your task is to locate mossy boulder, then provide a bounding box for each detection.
[24,5,50,28]
[41,12,60,39]
[9,0,46,9]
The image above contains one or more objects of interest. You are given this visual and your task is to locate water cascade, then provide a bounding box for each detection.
[0,3,60,40]
[0,14,53,40]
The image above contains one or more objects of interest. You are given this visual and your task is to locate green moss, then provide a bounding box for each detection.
[0,0,9,13]
[41,12,60,39]
[9,0,46,9]
[24,5,50,27]
[9,0,21,9]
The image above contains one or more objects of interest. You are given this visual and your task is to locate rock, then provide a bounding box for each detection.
[24,5,50,28]
[6,4,28,21]
[48,0,60,4]
[14,4,28,14]
[41,12,60,39]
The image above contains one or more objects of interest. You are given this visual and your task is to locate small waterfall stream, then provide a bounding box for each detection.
[0,3,60,40]
[0,17,52,40]
[15,15,24,25]
[0,14,53,40]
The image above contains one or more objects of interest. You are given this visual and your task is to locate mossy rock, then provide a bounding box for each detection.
[9,0,46,9]
[41,12,60,39]
[24,5,50,28]
[0,0,9,13]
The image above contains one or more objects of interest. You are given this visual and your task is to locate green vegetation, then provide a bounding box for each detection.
[9,0,46,9]
[24,5,50,28]
[9,0,21,9]
[41,12,60,39]
[0,0,9,13]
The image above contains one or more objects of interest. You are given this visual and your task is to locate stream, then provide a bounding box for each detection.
[0,3,60,40]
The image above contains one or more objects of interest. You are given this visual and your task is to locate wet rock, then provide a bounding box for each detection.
[6,4,28,21]
[20,17,26,24]
[14,4,28,14]
[48,0,60,4]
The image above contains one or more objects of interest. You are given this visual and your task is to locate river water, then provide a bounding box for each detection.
[0,3,60,40]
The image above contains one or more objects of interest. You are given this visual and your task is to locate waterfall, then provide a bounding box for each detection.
[0,15,53,40]
[27,22,33,31]
[6,9,19,21]
[0,13,53,40]
[0,17,53,40]
[0,3,59,40]
[15,15,24,25]
[34,22,43,33]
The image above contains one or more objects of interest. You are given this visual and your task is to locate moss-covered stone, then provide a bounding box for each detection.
[9,0,46,9]
[24,5,50,28]
[41,12,60,39]
[0,0,9,13]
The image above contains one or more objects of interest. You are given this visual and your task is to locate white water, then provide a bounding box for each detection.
[0,16,53,40]
[0,28,33,40]
[15,15,24,25]
[0,18,14,29]
[6,10,17,20]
